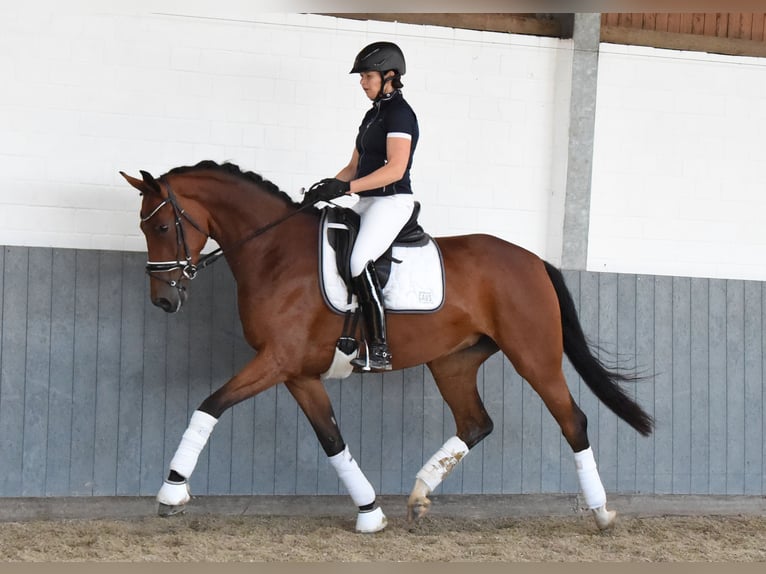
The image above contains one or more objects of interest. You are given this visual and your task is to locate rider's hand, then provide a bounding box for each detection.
[302,178,351,205]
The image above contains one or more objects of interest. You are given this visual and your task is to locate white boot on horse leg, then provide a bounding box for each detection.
[328,445,387,533]
[407,436,469,523]
[157,410,218,516]
[574,446,616,530]
[157,480,191,516]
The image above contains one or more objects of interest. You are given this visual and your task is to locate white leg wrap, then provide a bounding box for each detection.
[415,436,469,492]
[328,445,376,508]
[169,410,218,479]
[574,446,607,509]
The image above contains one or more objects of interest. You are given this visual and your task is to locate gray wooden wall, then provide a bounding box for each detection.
[0,245,763,498]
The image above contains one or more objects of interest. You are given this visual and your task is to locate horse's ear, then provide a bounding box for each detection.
[140,170,163,194]
[120,170,161,195]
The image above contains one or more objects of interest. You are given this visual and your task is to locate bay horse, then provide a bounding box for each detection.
[121,160,653,533]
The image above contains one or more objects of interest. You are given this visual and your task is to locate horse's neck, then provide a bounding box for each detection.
[195,180,294,249]
[186,178,318,292]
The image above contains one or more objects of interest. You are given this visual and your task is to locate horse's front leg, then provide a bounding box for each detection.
[156,352,284,516]
[285,377,387,533]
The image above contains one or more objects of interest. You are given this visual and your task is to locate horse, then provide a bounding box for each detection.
[120,160,653,533]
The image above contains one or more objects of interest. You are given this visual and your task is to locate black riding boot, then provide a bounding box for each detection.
[350,261,392,371]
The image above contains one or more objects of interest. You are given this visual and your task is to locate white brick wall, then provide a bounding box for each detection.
[13,7,763,281]
[590,43,766,281]
[0,3,570,262]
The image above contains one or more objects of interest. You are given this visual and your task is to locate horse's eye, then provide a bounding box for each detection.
[156,224,169,233]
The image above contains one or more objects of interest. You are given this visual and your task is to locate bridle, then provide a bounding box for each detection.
[140,181,208,294]
[141,179,318,295]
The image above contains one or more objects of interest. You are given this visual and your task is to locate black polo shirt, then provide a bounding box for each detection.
[354,90,419,196]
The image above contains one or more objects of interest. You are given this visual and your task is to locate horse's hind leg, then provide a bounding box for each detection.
[285,377,387,533]
[507,344,616,530]
[531,371,616,530]
[487,260,617,530]
[408,339,497,523]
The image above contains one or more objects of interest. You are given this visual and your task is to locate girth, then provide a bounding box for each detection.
[326,201,427,290]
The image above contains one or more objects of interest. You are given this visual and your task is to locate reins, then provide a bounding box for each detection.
[143,180,319,286]
[195,195,319,272]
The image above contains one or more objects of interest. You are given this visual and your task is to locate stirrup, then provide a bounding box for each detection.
[351,341,392,372]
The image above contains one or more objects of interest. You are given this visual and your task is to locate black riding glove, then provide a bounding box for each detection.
[302,178,351,205]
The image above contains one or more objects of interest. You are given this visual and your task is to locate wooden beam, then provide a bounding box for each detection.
[601,25,766,58]
[740,13,753,39]
[692,13,706,35]
[716,13,730,37]
[667,13,682,33]
[703,13,718,36]
[644,12,657,31]
[325,13,571,38]
[655,13,669,32]
[753,13,765,41]
[680,13,695,34]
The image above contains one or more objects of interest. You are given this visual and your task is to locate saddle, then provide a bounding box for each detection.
[326,201,428,291]
[317,201,445,379]
[318,202,444,316]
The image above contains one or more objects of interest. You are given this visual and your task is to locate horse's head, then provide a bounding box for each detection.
[121,169,209,313]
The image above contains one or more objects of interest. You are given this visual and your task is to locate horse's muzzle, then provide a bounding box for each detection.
[153,298,178,313]
[152,289,187,313]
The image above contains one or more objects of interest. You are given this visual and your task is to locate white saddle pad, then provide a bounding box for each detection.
[319,211,445,315]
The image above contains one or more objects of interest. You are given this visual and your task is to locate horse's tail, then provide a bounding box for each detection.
[544,261,654,437]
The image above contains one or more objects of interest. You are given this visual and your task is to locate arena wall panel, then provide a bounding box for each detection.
[0,245,762,497]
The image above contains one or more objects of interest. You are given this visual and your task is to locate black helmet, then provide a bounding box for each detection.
[350,41,406,76]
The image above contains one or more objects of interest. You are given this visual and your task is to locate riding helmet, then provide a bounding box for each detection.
[350,41,406,76]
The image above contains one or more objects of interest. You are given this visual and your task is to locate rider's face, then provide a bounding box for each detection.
[359,71,381,100]
[359,71,394,100]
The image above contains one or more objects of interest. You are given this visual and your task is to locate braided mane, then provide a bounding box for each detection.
[161,160,300,207]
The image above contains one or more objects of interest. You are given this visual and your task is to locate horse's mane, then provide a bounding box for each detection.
[161,160,301,207]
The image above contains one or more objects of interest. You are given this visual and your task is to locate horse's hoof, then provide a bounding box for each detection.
[406,497,431,523]
[592,505,617,530]
[355,507,387,533]
[158,502,186,517]
[156,479,190,515]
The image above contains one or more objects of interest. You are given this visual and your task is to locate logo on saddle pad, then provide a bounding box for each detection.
[318,205,445,315]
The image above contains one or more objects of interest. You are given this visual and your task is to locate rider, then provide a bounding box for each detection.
[304,41,419,372]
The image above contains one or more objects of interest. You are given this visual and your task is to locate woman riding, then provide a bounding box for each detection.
[304,41,419,372]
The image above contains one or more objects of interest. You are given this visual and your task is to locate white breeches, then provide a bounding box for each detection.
[350,193,415,277]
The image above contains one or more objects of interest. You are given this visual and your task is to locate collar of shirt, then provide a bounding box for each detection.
[374,89,401,105]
